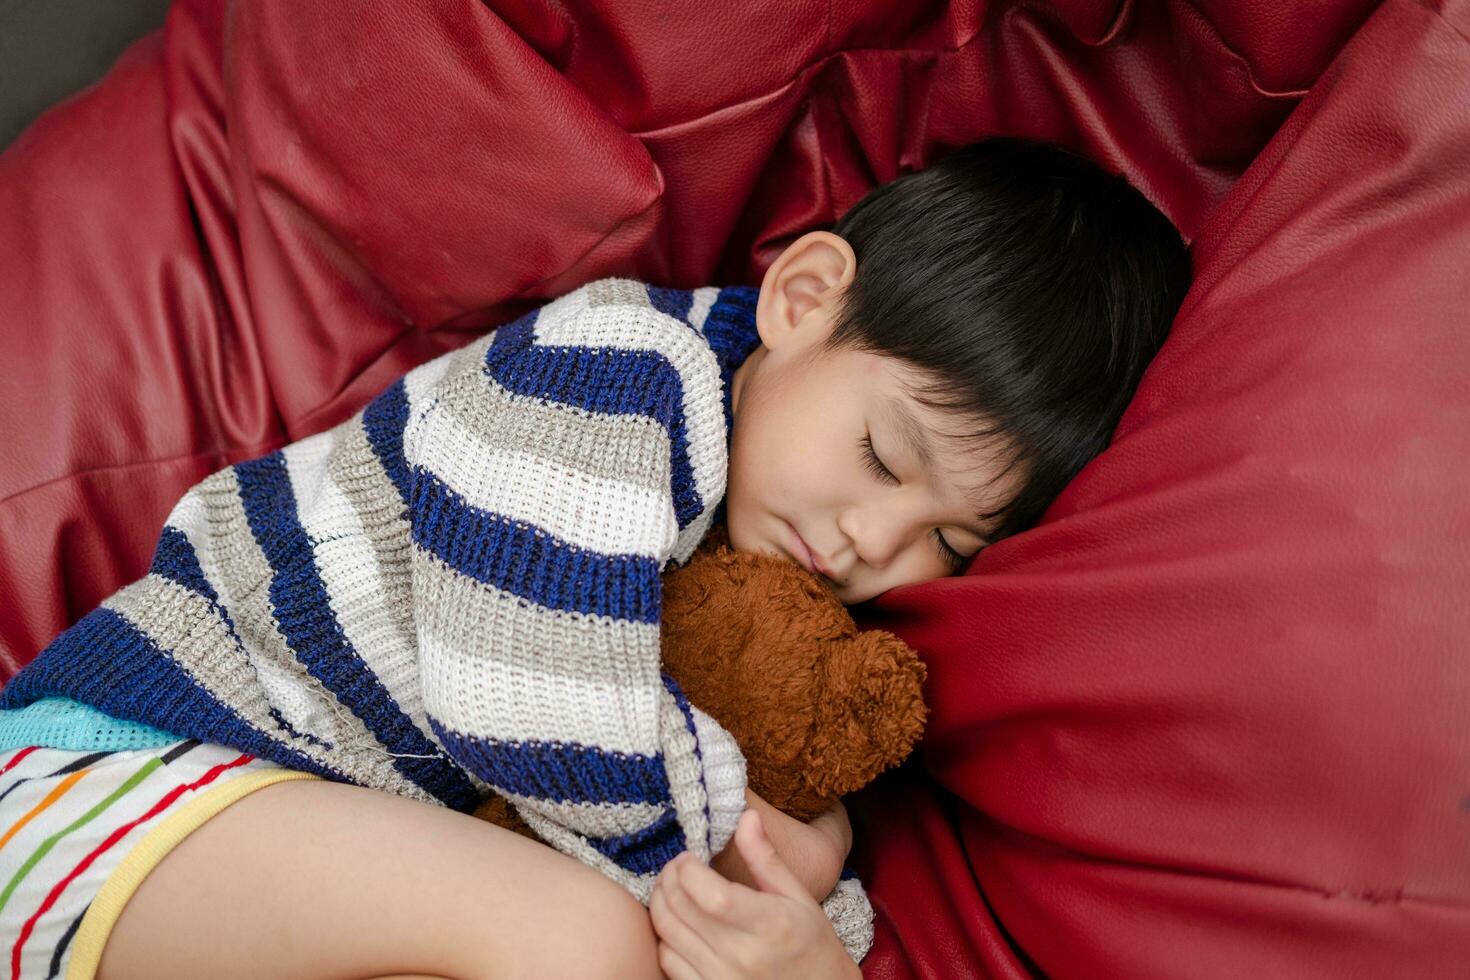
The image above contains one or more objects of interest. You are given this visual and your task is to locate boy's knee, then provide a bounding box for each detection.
[554,882,661,980]
[449,873,658,980]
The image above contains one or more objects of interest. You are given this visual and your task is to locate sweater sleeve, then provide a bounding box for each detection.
[403,283,748,899]
[824,871,877,964]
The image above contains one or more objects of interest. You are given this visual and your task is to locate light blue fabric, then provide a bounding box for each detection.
[0,696,179,752]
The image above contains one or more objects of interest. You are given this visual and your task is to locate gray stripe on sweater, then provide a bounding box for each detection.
[500,789,666,841]
[324,417,419,670]
[101,573,273,737]
[433,365,674,494]
[822,877,876,964]
[658,685,712,861]
[586,278,655,309]
[413,551,664,689]
[186,469,439,803]
[433,331,498,391]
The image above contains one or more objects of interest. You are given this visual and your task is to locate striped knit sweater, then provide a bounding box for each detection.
[0,278,874,958]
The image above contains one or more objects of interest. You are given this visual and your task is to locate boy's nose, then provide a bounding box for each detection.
[836,503,911,571]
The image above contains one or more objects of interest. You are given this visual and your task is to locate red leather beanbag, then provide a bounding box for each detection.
[2,0,1464,974]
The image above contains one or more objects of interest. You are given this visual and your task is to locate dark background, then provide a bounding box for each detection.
[0,0,171,150]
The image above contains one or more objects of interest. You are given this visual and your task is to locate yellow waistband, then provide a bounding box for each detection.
[65,768,322,980]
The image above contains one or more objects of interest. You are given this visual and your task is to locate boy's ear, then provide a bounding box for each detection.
[756,231,857,351]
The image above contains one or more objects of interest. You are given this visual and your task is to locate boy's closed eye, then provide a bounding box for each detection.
[857,432,972,572]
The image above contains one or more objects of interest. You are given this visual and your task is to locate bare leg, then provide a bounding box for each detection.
[96,779,662,980]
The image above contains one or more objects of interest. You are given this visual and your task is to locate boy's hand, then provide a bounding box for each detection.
[651,809,862,979]
[710,789,851,901]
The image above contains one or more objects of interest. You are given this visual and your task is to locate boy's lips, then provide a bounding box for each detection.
[784,520,835,581]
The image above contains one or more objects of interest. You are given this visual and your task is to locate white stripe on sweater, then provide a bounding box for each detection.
[687,286,719,333]
[402,341,461,407]
[418,639,662,753]
[281,428,336,520]
[400,338,469,464]
[411,438,676,559]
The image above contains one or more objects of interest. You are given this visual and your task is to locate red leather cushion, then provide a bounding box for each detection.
[860,0,1470,974]
[3,0,1463,974]
[0,0,1376,664]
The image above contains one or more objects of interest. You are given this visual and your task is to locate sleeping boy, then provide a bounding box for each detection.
[0,137,1188,980]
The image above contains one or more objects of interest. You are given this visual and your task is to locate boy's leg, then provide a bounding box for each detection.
[96,779,662,980]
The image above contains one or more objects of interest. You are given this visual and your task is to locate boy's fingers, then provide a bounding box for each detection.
[656,940,701,980]
[650,873,722,973]
[735,809,807,901]
[668,853,765,932]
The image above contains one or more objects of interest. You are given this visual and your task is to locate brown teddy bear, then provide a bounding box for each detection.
[473,524,928,837]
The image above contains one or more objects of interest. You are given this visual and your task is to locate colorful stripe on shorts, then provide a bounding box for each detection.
[0,742,255,980]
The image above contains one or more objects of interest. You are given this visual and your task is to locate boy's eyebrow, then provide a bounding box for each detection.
[885,396,937,474]
[885,395,999,537]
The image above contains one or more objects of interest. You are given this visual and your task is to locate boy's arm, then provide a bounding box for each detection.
[712,789,851,901]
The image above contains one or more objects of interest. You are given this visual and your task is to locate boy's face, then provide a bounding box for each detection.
[725,233,1022,604]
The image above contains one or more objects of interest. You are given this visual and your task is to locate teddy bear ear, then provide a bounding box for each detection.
[799,630,929,801]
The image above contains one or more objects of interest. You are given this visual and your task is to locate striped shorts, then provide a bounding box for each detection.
[0,740,319,980]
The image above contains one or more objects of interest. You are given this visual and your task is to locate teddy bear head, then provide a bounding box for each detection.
[659,527,928,821]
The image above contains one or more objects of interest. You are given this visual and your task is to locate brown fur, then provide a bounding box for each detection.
[472,524,927,834]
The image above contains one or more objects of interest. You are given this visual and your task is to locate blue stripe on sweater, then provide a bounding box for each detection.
[586,807,686,876]
[426,717,673,805]
[407,473,661,623]
[645,285,694,325]
[701,287,761,372]
[149,526,219,601]
[362,378,413,506]
[150,527,330,754]
[484,313,705,531]
[0,606,343,783]
[233,453,479,811]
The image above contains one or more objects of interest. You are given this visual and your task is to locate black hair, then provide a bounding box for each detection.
[822,136,1191,544]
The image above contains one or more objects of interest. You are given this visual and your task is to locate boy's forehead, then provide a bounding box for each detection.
[868,357,991,452]
[841,351,1007,456]
[881,391,996,480]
